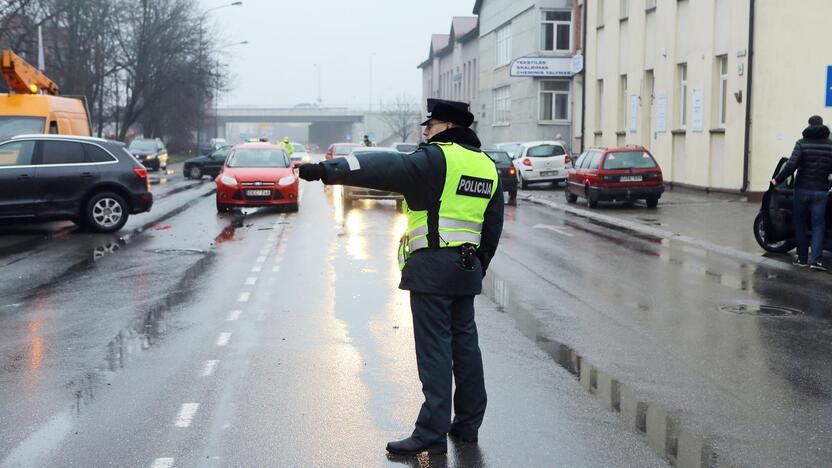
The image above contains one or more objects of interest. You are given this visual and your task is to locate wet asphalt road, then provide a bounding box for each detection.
[0,166,829,467]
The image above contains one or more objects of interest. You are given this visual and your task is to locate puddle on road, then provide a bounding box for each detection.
[70,251,215,414]
[483,274,721,467]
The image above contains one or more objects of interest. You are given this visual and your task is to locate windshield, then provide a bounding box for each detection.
[527,144,565,157]
[293,143,307,152]
[497,143,522,158]
[486,151,512,164]
[0,116,45,141]
[335,145,355,155]
[227,149,288,168]
[603,151,657,170]
[129,139,157,152]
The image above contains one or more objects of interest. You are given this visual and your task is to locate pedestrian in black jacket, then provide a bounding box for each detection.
[772,115,832,270]
[298,99,503,456]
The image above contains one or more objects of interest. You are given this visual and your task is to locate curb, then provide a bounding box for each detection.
[523,195,791,272]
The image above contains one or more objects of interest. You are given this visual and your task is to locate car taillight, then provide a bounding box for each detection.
[508,167,516,176]
[133,167,148,180]
[522,158,532,167]
[645,172,659,180]
[564,154,572,165]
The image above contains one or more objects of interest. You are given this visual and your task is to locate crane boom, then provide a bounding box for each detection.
[1,49,59,95]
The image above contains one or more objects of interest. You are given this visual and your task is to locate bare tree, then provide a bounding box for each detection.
[381,94,420,143]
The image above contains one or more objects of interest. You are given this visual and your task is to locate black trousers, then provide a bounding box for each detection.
[410,292,487,445]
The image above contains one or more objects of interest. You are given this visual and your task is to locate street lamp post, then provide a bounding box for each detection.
[197,1,243,150]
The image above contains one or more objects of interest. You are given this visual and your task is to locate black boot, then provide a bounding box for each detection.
[386,436,447,456]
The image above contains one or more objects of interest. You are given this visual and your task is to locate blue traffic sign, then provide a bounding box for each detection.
[826,66,832,107]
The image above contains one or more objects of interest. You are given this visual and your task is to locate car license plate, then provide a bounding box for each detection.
[540,171,558,177]
[620,176,643,182]
[246,189,271,196]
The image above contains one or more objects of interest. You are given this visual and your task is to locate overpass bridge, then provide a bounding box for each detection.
[208,106,366,147]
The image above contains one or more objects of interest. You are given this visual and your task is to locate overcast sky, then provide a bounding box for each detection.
[201,0,474,109]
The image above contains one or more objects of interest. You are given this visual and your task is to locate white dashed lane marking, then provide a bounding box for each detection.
[216,333,232,347]
[252,265,262,273]
[227,310,242,321]
[245,277,257,286]
[201,360,219,377]
[151,458,175,468]
[174,403,199,428]
[256,256,267,263]
[238,292,250,302]
[272,265,281,273]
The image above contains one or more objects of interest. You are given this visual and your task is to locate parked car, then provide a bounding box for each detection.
[753,157,832,253]
[494,142,524,160]
[0,134,153,232]
[484,149,518,201]
[128,137,168,171]
[215,143,299,213]
[290,142,312,163]
[513,140,571,188]
[565,146,664,208]
[340,147,404,210]
[325,142,361,160]
[198,137,228,156]
[183,145,232,180]
[393,142,419,153]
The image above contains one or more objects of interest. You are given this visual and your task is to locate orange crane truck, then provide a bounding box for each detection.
[0,49,91,141]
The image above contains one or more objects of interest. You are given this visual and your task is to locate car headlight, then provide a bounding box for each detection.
[302,155,311,162]
[145,155,153,160]
[220,175,238,187]
[279,175,296,186]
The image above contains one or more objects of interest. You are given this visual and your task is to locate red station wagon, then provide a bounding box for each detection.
[565,147,664,208]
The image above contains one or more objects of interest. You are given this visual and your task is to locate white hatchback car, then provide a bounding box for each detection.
[512,140,571,188]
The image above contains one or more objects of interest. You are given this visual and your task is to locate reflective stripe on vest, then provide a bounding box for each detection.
[397,142,498,270]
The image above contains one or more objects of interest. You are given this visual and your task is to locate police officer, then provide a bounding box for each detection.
[280,136,294,157]
[298,98,503,456]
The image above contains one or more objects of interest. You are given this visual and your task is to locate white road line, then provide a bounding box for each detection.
[256,256,267,263]
[259,248,271,255]
[174,403,199,428]
[273,256,282,265]
[201,360,219,377]
[251,265,262,273]
[216,333,232,347]
[238,292,250,302]
[151,458,175,468]
[299,187,305,202]
[227,310,242,321]
[532,224,574,237]
[245,277,257,286]
[272,265,281,273]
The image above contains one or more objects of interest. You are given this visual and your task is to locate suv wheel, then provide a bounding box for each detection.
[646,197,659,208]
[565,185,578,204]
[518,173,529,190]
[189,166,203,179]
[586,188,598,208]
[85,192,129,233]
[753,213,795,253]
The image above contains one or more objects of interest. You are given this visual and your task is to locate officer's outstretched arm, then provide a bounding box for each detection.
[477,181,504,275]
[317,151,428,196]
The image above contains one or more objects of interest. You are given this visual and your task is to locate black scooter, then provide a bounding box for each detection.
[753,157,832,253]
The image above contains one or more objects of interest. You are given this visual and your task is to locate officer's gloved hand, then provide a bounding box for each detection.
[298,163,325,181]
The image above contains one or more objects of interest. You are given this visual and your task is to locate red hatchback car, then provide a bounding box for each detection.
[565,147,664,208]
[325,142,361,160]
[216,143,300,212]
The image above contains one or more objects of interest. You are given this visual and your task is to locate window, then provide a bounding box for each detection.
[493,86,511,125]
[574,152,587,168]
[596,79,604,128]
[540,81,570,122]
[495,23,512,67]
[620,0,629,19]
[718,56,728,128]
[646,0,657,9]
[619,75,628,130]
[597,0,605,27]
[40,141,86,165]
[0,116,45,141]
[0,140,35,166]
[85,144,116,163]
[588,151,602,169]
[602,151,657,170]
[541,10,572,52]
[579,151,595,168]
[678,63,688,128]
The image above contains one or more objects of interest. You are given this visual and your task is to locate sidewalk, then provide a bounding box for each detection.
[522,185,790,267]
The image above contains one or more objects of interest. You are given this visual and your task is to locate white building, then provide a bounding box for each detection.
[419,17,481,129]
[474,0,583,152]
[583,0,832,196]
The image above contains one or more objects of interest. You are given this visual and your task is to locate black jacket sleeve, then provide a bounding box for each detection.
[477,180,504,275]
[319,150,437,201]
[774,142,803,184]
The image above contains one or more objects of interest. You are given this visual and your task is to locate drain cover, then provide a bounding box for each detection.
[718,304,802,317]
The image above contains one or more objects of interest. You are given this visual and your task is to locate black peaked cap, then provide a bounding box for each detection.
[421,98,475,127]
